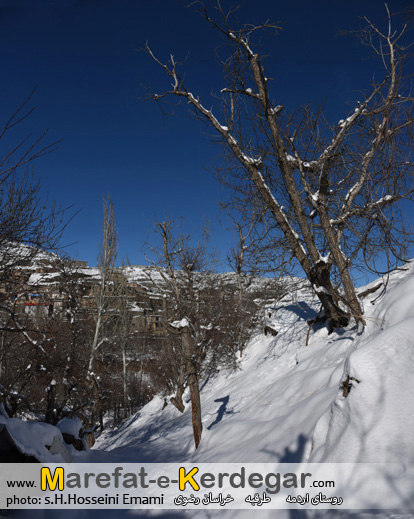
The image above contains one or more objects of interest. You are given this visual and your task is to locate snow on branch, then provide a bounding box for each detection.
[220,87,259,99]
[0,303,46,353]
[330,192,413,227]
[170,318,190,329]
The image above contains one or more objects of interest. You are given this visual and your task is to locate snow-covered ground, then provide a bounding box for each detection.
[10,262,414,518]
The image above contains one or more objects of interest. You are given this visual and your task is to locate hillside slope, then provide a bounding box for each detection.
[12,262,414,519]
[97,262,414,466]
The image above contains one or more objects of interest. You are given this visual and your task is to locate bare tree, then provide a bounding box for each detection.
[0,256,94,423]
[109,260,140,420]
[117,266,132,419]
[0,89,69,348]
[88,195,119,374]
[84,195,119,429]
[145,3,414,330]
[0,90,76,421]
[145,219,253,447]
[226,211,258,305]
[145,220,206,448]
[225,210,295,353]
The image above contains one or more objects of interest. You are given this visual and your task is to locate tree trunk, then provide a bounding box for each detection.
[0,332,4,381]
[317,209,365,325]
[122,344,128,419]
[189,374,202,448]
[170,386,185,413]
[45,383,56,424]
[170,395,185,413]
[310,262,350,328]
[182,326,202,449]
[170,363,186,412]
[89,312,102,373]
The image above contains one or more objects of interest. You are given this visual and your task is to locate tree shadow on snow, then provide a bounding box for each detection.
[207,396,238,430]
[280,303,318,322]
[260,433,308,463]
[94,413,193,463]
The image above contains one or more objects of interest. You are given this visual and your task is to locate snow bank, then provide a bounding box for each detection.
[310,262,414,463]
[0,416,69,462]
[56,417,83,439]
[94,266,414,471]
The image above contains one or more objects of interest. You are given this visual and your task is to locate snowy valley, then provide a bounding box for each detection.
[6,261,414,519]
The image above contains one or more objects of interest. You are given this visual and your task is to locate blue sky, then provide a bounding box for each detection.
[0,0,412,276]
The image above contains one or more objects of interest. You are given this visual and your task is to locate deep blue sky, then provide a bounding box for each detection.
[0,0,412,275]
